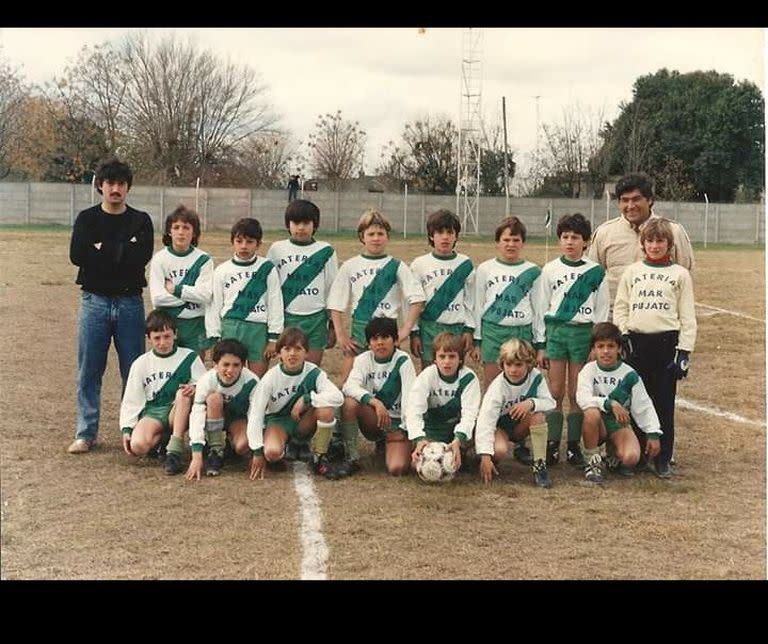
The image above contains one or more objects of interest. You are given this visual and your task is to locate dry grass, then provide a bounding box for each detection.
[0,228,764,579]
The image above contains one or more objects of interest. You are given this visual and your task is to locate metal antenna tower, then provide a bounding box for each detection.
[456,27,483,233]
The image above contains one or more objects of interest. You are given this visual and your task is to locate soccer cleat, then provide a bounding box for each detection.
[205,450,224,477]
[546,440,560,466]
[163,451,184,476]
[513,443,533,466]
[654,460,673,479]
[617,464,635,477]
[327,436,345,463]
[584,454,605,484]
[283,440,299,462]
[335,459,360,477]
[313,455,346,480]
[566,441,585,467]
[532,459,552,488]
[296,441,313,463]
[67,438,94,454]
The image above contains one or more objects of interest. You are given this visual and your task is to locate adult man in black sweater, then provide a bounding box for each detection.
[68,159,154,454]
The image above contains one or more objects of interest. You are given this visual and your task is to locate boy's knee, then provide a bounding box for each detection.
[264,446,283,462]
[315,407,335,423]
[387,462,409,477]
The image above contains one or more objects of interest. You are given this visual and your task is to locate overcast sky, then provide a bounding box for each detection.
[1,27,764,181]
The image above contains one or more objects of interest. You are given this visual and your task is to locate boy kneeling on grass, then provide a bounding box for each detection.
[186,339,259,481]
[474,338,555,488]
[120,310,207,475]
[406,332,481,473]
[246,327,344,480]
[575,322,661,484]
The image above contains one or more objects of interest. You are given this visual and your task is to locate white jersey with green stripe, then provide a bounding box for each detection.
[613,260,696,352]
[537,255,610,325]
[189,367,260,447]
[266,238,338,316]
[410,251,475,330]
[149,246,213,320]
[473,258,545,343]
[475,367,555,455]
[119,346,207,432]
[246,361,343,451]
[576,360,661,436]
[341,348,416,421]
[403,364,481,442]
[327,254,425,321]
[210,255,284,339]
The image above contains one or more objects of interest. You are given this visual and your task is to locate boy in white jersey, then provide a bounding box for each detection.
[246,327,344,481]
[210,218,284,378]
[537,213,609,468]
[341,317,417,476]
[410,209,475,366]
[328,208,425,383]
[407,332,481,473]
[185,339,259,481]
[120,310,207,476]
[576,322,661,484]
[471,215,545,467]
[149,206,214,358]
[475,338,555,488]
[267,199,338,367]
[613,218,695,478]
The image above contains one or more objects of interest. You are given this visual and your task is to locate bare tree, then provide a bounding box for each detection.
[530,102,606,198]
[0,50,28,178]
[307,110,366,191]
[210,131,302,189]
[377,115,457,194]
[116,32,279,185]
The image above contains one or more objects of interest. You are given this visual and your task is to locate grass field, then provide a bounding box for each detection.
[0,228,764,579]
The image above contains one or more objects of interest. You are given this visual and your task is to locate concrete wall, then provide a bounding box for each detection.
[0,182,763,244]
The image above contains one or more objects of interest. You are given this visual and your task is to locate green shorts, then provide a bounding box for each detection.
[350,317,370,355]
[481,320,532,364]
[545,320,592,363]
[423,422,459,444]
[221,319,268,364]
[175,316,212,353]
[264,413,302,439]
[285,310,328,351]
[496,413,521,440]
[140,402,174,433]
[418,320,466,362]
[358,415,404,441]
[601,411,624,435]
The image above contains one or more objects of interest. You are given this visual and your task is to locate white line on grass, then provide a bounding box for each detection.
[695,302,764,323]
[677,397,765,427]
[292,461,329,580]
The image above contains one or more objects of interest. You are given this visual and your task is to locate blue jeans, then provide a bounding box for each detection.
[76,291,146,441]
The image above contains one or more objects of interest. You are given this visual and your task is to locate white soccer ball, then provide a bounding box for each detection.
[416,441,456,483]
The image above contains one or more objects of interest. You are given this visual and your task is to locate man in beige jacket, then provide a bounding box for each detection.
[588,172,694,313]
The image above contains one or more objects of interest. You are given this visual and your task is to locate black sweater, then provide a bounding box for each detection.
[70,204,154,296]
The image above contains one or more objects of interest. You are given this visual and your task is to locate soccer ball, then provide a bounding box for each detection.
[416,441,458,483]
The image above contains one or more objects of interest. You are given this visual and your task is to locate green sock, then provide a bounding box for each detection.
[205,420,225,456]
[529,422,548,463]
[341,420,360,461]
[313,419,336,458]
[566,412,584,443]
[547,411,564,442]
[167,435,185,455]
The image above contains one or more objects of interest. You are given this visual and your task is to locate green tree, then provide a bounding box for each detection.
[480,122,515,196]
[597,69,764,202]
